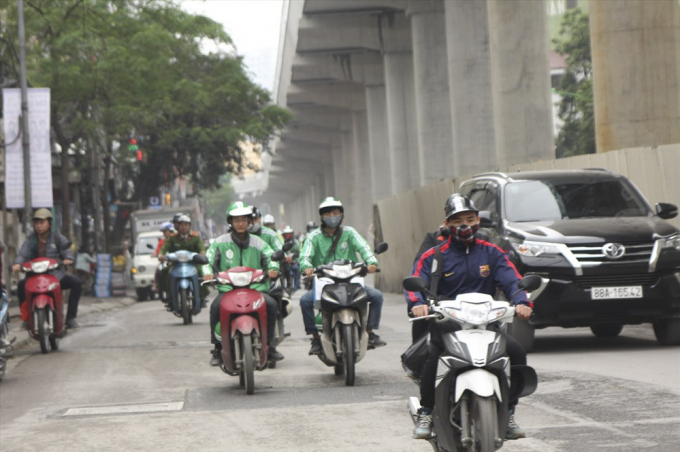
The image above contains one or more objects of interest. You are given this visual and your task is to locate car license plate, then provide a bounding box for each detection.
[591,286,643,300]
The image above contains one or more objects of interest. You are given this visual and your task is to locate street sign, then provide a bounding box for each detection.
[149,196,160,206]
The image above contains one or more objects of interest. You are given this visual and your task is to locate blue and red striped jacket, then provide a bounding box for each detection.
[405,238,529,311]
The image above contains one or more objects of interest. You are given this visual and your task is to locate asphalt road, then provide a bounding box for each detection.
[1,289,679,452]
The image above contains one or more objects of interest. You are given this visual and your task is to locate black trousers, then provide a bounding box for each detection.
[420,320,526,410]
[18,274,82,320]
[210,292,278,347]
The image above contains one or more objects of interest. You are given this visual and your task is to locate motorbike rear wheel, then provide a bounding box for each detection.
[342,324,356,386]
[469,395,497,452]
[242,334,255,395]
[180,288,192,325]
[36,309,49,354]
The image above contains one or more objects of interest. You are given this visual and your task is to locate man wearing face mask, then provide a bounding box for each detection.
[248,207,284,254]
[406,194,532,441]
[300,197,386,355]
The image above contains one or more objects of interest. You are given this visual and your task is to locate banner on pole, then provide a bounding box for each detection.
[2,88,53,208]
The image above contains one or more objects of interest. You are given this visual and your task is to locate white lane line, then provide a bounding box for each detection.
[63,401,184,417]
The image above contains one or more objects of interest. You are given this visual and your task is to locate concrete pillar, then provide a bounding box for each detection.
[365,85,393,200]
[340,127,359,226]
[409,0,454,185]
[591,0,680,152]
[331,143,347,204]
[487,0,554,167]
[351,110,372,237]
[384,52,420,192]
[323,163,335,200]
[444,0,496,177]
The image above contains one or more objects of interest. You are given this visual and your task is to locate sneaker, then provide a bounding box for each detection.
[413,408,434,439]
[368,332,386,348]
[309,337,322,355]
[210,349,223,367]
[506,412,526,440]
[268,346,284,361]
[65,318,80,329]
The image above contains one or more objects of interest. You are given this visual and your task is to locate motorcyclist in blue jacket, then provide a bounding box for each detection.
[406,194,533,441]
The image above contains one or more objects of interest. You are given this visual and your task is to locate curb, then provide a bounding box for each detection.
[5,294,138,352]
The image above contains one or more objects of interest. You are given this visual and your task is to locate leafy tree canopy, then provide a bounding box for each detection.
[552,7,595,158]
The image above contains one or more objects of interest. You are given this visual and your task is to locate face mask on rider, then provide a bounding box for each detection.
[450,223,479,245]
[248,223,261,234]
[322,215,342,229]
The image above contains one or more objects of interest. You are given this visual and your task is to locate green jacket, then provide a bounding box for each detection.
[159,233,205,255]
[204,232,279,293]
[300,226,378,272]
[253,226,283,252]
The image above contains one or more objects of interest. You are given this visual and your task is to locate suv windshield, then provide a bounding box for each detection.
[136,237,159,255]
[505,179,650,222]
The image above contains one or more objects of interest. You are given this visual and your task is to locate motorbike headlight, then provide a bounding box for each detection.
[31,261,50,273]
[660,234,680,250]
[175,251,191,263]
[330,264,360,279]
[510,239,562,257]
[228,271,253,287]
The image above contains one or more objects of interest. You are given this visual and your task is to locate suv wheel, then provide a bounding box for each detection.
[590,324,623,338]
[653,319,680,346]
[508,319,535,352]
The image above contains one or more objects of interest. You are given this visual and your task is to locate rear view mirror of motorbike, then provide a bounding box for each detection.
[146,243,154,250]
[403,276,428,292]
[518,274,542,292]
[282,242,294,252]
[374,242,388,255]
[192,254,209,265]
[271,250,285,262]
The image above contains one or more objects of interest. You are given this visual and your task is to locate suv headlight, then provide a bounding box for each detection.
[660,234,680,250]
[510,239,562,257]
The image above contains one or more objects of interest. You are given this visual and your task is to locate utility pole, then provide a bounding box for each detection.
[18,0,32,233]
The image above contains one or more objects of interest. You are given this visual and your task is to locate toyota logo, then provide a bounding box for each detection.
[602,243,626,259]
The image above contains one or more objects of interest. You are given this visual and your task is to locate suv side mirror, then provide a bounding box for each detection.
[656,203,678,220]
[479,211,498,228]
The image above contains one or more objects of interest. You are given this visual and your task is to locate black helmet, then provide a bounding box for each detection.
[306,221,318,233]
[444,194,478,221]
[172,213,185,223]
[251,206,261,219]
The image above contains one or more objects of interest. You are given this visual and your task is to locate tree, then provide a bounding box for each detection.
[552,7,595,158]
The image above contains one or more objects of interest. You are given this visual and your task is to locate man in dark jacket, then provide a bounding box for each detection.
[12,209,82,329]
[406,194,532,441]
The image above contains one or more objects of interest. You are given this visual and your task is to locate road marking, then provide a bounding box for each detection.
[63,401,184,417]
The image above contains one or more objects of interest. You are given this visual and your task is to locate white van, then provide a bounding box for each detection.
[131,231,163,301]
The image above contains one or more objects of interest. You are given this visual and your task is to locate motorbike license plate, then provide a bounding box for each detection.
[591,286,642,300]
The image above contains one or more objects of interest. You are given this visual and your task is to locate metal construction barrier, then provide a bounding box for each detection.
[375,144,680,293]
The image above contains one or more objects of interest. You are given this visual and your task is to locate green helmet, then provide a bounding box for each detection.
[226,202,252,222]
[318,197,344,215]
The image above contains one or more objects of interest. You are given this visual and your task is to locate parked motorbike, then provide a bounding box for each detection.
[19,258,66,354]
[307,242,388,386]
[207,249,286,394]
[165,250,209,325]
[0,288,15,380]
[402,274,542,452]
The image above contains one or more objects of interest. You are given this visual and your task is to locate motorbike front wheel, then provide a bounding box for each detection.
[180,288,192,325]
[241,334,255,395]
[36,309,50,354]
[342,324,356,386]
[469,395,497,452]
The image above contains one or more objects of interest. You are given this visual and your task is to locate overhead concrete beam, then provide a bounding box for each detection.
[279,128,340,146]
[297,15,382,54]
[303,0,407,16]
[292,52,385,85]
[276,147,332,164]
[271,156,325,175]
[287,83,367,110]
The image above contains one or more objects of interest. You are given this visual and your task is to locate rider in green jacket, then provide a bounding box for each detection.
[203,202,284,366]
[299,197,387,355]
[248,207,284,253]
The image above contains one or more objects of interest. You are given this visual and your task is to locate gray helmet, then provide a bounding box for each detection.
[444,194,478,220]
[172,213,185,223]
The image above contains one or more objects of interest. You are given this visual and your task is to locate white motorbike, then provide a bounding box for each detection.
[402,275,542,452]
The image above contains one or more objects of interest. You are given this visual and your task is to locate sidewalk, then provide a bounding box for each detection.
[6,291,137,351]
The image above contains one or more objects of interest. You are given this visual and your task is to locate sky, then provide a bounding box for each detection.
[179,0,285,92]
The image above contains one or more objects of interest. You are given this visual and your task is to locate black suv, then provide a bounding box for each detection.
[459,169,680,350]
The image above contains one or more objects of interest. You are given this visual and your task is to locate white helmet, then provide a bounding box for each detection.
[177,215,191,224]
[319,197,344,215]
[263,214,275,224]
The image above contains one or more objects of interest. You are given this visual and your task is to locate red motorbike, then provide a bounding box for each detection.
[20,257,65,353]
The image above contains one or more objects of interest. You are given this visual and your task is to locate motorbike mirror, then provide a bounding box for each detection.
[518,274,542,292]
[271,250,285,262]
[146,243,154,250]
[374,242,388,255]
[282,242,294,252]
[192,254,209,265]
[403,276,428,292]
